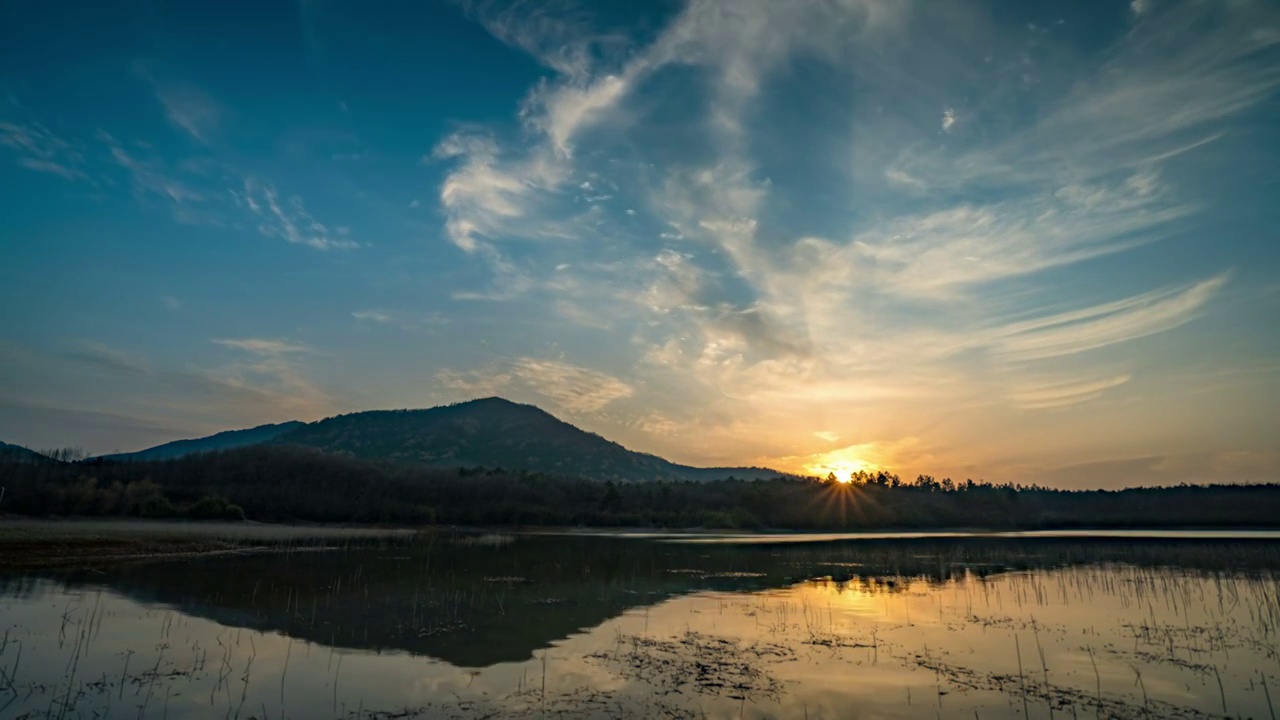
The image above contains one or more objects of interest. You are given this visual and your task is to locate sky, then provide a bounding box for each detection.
[1,0,1278,488]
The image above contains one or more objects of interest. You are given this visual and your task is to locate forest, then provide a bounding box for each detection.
[2,444,1279,530]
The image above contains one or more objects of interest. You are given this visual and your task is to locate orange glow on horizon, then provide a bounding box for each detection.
[802,450,882,482]
[765,439,904,481]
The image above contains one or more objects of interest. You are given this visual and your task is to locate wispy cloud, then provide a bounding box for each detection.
[1006,374,1133,410]
[510,358,634,412]
[1023,450,1280,488]
[436,367,513,399]
[0,397,192,456]
[137,66,224,145]
[3,86,357,249]
[982,273,1230,362]
[888,2,1280,191]
[18,158,88,180]
[432,132,551,253]
[238,178,359,250]
[437,357,633,414]
[352,310,393,324]
[854,171,1193,296]
[97,131,216,223]
[2,339,333,452]
[351,309,449,332]
[64,340,152,375]
[941,108,956,132]
[106,144,204,204]
[212,338,311,356]
[5,100,354,246]
[201,338,332,421]
[461,0,602,80]
[0,121,88,181]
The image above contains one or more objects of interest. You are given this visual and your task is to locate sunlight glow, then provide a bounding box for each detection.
[767,438,920,481]
[803,451,881,482]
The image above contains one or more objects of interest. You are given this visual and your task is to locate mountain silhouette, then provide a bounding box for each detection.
[98,421,305,461]
[99,397,780,482]
[274,398,779,482]
[0,441,47,463]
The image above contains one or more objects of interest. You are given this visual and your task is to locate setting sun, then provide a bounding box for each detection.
[803,452,881,482]
[768,442,891,480]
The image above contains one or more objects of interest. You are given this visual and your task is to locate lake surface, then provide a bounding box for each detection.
[2,530,1280,718]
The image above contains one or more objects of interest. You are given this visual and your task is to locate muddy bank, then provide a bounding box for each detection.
[0,518,418,570]
[0,534,274,569]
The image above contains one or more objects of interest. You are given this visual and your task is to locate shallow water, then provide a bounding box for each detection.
[2,532,1279,719]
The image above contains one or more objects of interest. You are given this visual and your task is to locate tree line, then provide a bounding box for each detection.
[2,445,1279,529]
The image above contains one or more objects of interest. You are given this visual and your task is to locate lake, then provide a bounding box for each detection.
[2,529,1279,719]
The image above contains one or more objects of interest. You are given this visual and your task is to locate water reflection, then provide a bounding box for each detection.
[2,533,1279,718]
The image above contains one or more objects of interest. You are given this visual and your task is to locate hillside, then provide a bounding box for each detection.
[78,398,778,482]
[0,441,47,463]
[100,421,306,461]
[275,397,777,483]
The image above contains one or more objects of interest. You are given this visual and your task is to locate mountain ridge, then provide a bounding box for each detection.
[96,398,782,482]
[273,397,780,482]
[99,421,306,462]
[0,441,48,463]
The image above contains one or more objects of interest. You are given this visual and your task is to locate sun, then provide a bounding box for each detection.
[804,456,879,483]
[773,442,888,482]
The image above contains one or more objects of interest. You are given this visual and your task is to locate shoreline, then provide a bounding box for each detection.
[0,518,418,570]
[5,517,1280,571]
[0,538,304,570]
[8,515,1280,534]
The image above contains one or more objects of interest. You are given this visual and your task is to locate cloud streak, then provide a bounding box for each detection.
[352,310,393,324]
[237,178,359,250]
[212,338,311,356]
[1,339,334,453]
[438,357,633,414]
[0,121,89,181]
[982,273,1230,362]
[1006,374,1133,410]
[137,65,224,145]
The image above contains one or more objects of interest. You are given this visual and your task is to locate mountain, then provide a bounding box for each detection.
[274,397,780,483]
[99,421,306,462]
[83,398,781,482]
[0,441,48,463]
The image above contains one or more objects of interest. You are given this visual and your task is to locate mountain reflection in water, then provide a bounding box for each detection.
[3,532,1280,719]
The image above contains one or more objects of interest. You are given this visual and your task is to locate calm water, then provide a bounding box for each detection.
[2,531,1280,719]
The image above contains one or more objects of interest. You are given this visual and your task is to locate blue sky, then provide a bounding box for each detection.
[2,0,1278,487]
